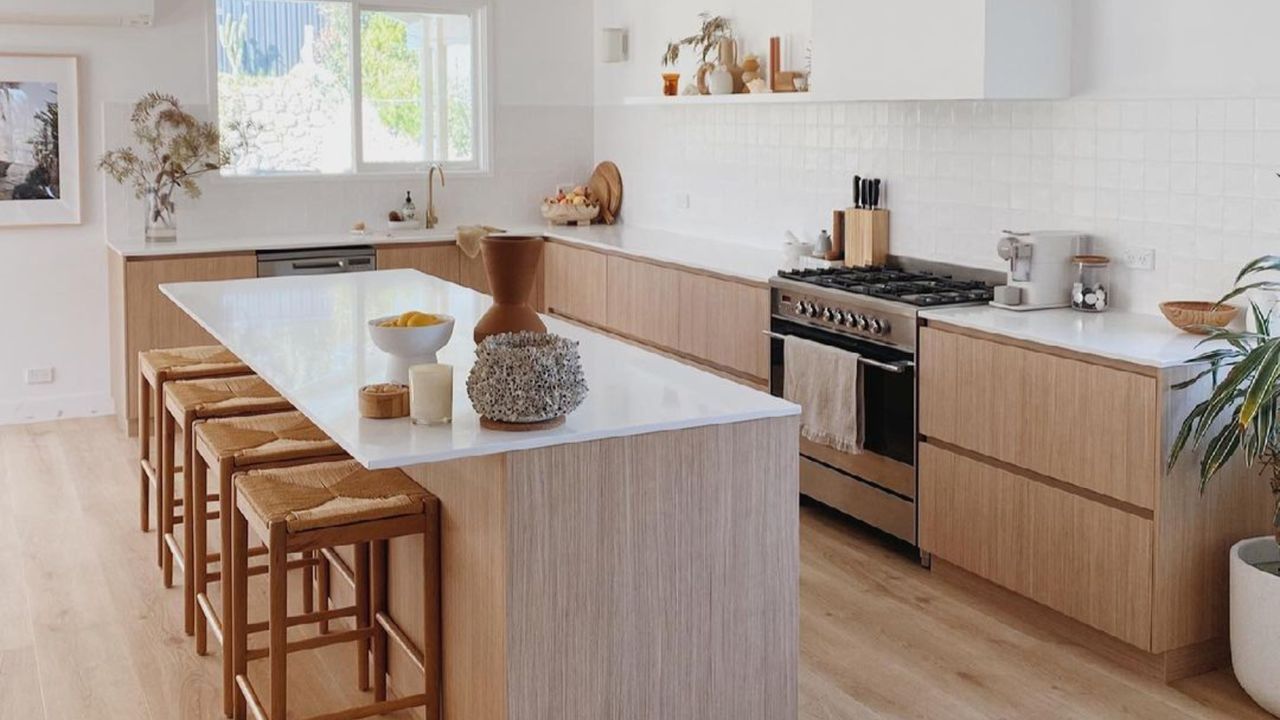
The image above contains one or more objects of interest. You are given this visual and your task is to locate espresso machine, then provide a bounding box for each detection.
[990,230,1083,311]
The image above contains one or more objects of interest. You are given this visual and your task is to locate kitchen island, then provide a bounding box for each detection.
[160,269,801,720]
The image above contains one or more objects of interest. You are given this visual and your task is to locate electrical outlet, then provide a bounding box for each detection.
[25,367,54,385]
[675,193,690,210]
[1121,247,1156,271]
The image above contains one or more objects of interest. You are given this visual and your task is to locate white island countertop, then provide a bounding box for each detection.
[161,269,798,469]
[108,228,460,257]
[919,305,1221,369]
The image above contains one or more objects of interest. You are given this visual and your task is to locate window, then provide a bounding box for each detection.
[214,0,487,176]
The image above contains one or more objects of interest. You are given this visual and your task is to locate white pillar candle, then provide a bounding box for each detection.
[409,363,453,425]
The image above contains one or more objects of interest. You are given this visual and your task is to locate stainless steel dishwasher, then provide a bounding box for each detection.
[256,246,377,277]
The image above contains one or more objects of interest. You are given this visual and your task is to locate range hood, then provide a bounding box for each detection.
[0,0,154,27]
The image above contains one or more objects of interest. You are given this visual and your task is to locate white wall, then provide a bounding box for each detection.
[0,0,593,424]
[593,0,1280,315]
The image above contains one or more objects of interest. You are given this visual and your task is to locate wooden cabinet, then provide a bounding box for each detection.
[919,326,1158,509]
[606,255,682,351]
[458,251,490,295]
[676,273,769,380]
[920,443,1154,649]
[811,0,1070,100]
[919,322,1276,678]
[549,242,769,384]
[544,242,607,327]
[376,244,460,283]
[108,251,257,434]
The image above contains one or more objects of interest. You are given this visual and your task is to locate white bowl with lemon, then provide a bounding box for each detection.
[368,311,455,383]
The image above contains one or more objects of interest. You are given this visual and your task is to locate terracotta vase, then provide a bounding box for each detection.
[473,235,547,344]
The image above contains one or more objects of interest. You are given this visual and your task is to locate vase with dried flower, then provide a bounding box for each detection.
[661,13,733,95]
[99,93,252,240]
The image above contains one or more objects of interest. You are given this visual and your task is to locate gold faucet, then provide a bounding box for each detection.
[426,164,445,229]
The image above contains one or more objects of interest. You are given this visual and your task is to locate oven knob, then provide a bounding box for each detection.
[809,304,823,318]
[823,308,835,322]
[875,319,891,335]
[869,318,884,334]
[793,300,807,316]
[833,310,848,325]
[856,315,870,331]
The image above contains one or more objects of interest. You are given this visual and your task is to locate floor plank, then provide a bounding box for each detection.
[0,418,1269,719]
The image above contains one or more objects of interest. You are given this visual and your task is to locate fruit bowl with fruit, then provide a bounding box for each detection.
[368,311,456,383]
[541,185,600,226]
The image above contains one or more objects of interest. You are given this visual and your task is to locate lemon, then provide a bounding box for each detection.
[397,310,420,327]
[405,313,438,328]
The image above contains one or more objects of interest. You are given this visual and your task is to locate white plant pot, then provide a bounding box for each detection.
[708,66,734,95]
[1231,536,1280,716]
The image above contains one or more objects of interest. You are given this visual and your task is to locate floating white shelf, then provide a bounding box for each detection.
[621,93,824,106]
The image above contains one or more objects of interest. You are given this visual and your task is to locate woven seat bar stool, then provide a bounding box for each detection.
[162,374,293,637]
[231,459,441,720]
[137,346,248,548]
[191,411,351,718]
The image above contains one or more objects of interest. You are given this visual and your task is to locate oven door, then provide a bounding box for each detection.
[768,317,918,543]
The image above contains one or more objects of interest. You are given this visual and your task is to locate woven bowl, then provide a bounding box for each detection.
[466,332,588,426]
[1159,301,1240,335]
[540,202,600,226]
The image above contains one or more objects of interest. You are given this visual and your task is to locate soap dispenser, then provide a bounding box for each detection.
[400,191,417,221]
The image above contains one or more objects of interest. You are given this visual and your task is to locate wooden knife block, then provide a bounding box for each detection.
[844,208,889,267]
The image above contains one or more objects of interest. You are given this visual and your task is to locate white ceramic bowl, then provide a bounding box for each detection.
[368,314,456,383]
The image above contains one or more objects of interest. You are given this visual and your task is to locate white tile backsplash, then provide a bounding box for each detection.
[596,97,1280,314]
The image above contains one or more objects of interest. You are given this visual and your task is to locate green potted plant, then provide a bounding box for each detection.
[1168,254,1279,713]
[99,92,252,240]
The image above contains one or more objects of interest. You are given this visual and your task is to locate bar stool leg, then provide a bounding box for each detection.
[155,381,167,567]
[232,496,250,720]
[183,417,198,637]
[354,542,371,692]
[371,539,389,702]
[161,409,177,588]
[192,448,209,656]
[269,523,289,720]
[138,373,151,532]
[220,463,236,719]
[302,550,315,615]
[423,510,442,720]
[317,554,331,635]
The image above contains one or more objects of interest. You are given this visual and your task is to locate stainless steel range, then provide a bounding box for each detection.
[766,260,1001,551]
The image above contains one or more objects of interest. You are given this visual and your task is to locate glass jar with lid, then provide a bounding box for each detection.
[1071,255,1110,312]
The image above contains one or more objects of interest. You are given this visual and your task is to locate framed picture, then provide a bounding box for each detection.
[0,54,79,226]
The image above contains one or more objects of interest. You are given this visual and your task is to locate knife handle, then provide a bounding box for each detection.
[871,179,881,209]
[852,175,862,208]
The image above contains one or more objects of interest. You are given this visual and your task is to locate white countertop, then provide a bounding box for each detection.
[538,225,790,284]
[919,305,1222,368]
[108,228,460,257]
[160,269,797,469]
[109,223,797,285]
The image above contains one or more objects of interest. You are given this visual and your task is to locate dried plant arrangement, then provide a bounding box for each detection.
[98,92,253,237]
[661,13,733,67]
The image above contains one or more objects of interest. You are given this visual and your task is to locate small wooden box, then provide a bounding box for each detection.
[844,208,889,268]
[359,384,410,419]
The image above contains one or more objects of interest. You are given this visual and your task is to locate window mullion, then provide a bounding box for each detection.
[350,0,363,172]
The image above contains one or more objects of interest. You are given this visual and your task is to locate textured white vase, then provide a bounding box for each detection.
[1231,536,1280,716]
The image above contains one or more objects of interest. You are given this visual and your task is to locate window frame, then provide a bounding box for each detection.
[209,0,493,178]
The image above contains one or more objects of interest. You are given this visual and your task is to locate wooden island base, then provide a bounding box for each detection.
[325,416,799,720]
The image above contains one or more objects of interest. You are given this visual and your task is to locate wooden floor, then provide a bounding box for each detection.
[0,418,1270,720]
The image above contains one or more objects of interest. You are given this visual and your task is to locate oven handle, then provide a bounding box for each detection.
[762,331,915,374]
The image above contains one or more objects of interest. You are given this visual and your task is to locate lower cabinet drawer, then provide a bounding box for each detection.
[919,442,1154,649]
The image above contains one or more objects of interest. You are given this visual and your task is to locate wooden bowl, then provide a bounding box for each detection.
[1159,301,1240,335]
[359,383,409,419]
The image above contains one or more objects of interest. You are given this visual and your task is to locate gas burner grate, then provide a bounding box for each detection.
[777,265,995,307]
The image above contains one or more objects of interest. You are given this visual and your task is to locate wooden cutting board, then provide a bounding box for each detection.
[588,161,623,224]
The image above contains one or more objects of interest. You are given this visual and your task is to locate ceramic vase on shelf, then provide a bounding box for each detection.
[720,38,745,93]
[145,183,177,240]
[473,235,547,344]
